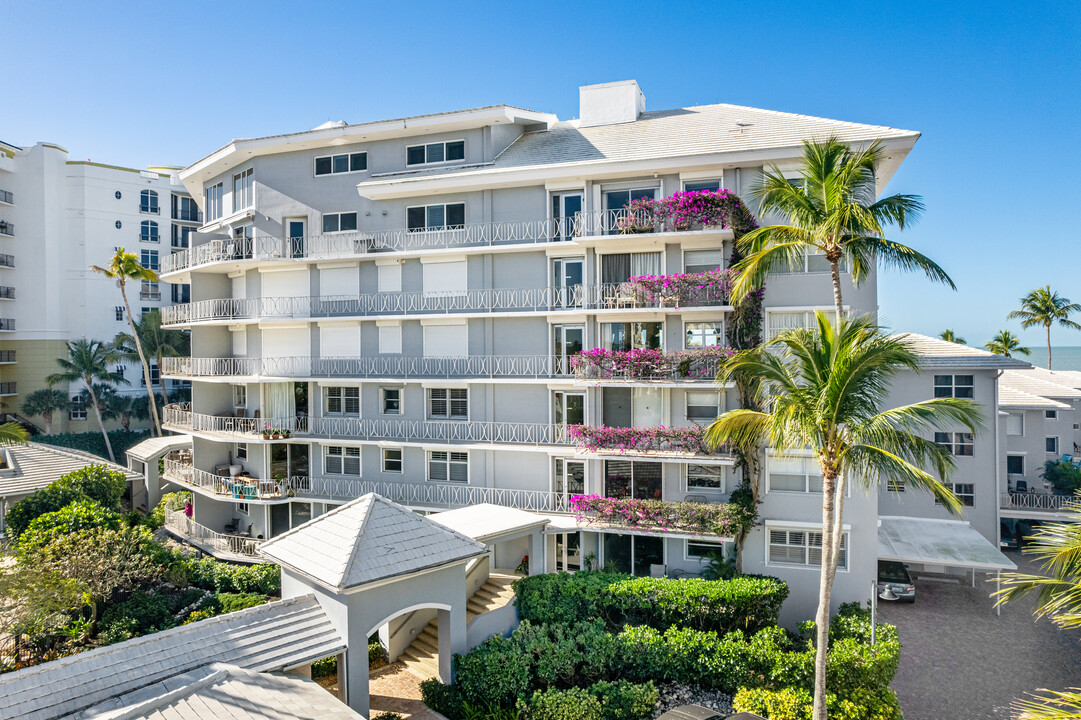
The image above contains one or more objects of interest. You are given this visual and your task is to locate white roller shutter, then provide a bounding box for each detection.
[231,328,247,356]
[262,269,309,298]
[320,267,359,298]
[262,326,310,359]
[321,324,360,357]
[423,324,467,358]
[231,275,246,299]
[378,264,402,293]
[422,260,466,296]
[379,325,402,354]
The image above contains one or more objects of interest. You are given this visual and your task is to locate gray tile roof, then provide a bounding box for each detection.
[125,435,192,462]
[1001,369,1081,400]
[998,386,1071,410]
[0,442,141,500]
[0,595,343,720]
[894,333,1032,370]
[432,503,549,542]
[259,493,488,590]
[75,663,362,720]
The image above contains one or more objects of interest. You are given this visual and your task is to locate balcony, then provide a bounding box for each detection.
[568,424,732,462]
[571,494,751,538]
[0,382,17,396]
[172,208,203,223]
[1000,493,1080,514]
[160,282,730,326]
[162,354,566,380]
[160,209,733,277]
[0,190,12,205]
[0,221,12,237]
[162,506,260,560]
[0,350,16,364]
[572,346,732,384]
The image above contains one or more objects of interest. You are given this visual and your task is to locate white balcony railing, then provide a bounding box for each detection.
[1000,493,1080,512]
[162,354,566,380]
[160,282,729,326]
[162,210,731,275]
[163,506,259,557]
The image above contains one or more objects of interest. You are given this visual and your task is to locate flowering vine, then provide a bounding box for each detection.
[570,494,754,537]
[567,424,719,455]
[571,346,735,381]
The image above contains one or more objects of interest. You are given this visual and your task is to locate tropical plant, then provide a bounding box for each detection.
[46,339,127,462]
[22,388,70,435]
[985,330,1031,358]
[91,249,162,435]
[0,420,28,447]
[100,390,140,432]
[939,329,966,345]
[1007,286,1081,369]
[732,136,951,321]
[113,309,189,408]
[705,313,982,720]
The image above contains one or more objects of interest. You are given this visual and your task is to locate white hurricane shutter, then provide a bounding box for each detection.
[262,269,309,298]
[1006,413,1024,436]
[422,260,467,296]
[378,264,402,293]
[231,328,247,356]
[423,324,467,358]
[320,325,360,357]
[379,325,402,354]
[231,275,246,299]
[320,267,359,298]
[262,327,310,359]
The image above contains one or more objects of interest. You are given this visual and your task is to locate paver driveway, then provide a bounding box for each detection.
[878,551,1081,719]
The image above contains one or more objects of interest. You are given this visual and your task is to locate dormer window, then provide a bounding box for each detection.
[407,140,465,166]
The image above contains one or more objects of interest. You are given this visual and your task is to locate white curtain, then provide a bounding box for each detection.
[631,252,662,277]
[265,382,295,421]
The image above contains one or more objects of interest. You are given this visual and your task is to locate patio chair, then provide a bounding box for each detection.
[1062,454,1073,465]
[649,564,667,578]
[223,519,239,534]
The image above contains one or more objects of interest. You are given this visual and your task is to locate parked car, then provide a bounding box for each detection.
[657,708,764,720]
[877,560,916,602]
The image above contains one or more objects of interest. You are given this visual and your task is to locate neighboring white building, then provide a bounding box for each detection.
[0,140,192,432]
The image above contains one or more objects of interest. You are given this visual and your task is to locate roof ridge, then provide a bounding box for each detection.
[665,102,919,136]
[259,493,374,552]
[340,495,378,587]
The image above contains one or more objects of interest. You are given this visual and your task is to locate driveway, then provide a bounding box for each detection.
[878,551,1081,719]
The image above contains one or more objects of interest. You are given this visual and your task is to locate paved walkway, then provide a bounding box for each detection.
[369,662,441,720]
[879,551,1081,719]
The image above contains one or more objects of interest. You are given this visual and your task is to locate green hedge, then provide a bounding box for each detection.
[514,571,788,635]
[733,687,902,720]
[173,555,281,595]
[521,681,658,720]
[36,430,151,462]
[17,499,121,554]
[5,485,88,538]
[4,464,131,537]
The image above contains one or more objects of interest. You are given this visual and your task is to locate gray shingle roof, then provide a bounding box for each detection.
[259,493,488,590]
[1001,369,1081,400]
[998,386,1071,410]
[894,334,1032,369]
[0,442,141,500]
[0,595,343,720]
[75,663,362,720]
[431,503,549,542]
[125,435,192,462]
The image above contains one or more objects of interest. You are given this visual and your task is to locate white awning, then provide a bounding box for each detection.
[878,516,1016,571]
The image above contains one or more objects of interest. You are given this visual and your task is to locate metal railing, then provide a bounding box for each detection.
[1000,493,1080,512]
[163,506,259,557]
[160,209,731,275]
[162,354,568,380]
[172,208,203,223]
[0,222,12,237]
[160,282,729,326]
[0,190,12,204]
[0,350,16,363]
[572,349,726,383]
[163,404,306,437]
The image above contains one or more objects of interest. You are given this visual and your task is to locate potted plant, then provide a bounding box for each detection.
[261,423,272,440]
[616,197,657,234]
[282,428,291,439]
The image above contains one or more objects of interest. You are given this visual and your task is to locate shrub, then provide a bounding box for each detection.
[369,639,387,664]
[17,500,122,554]
[217,592,267,614]
[522,686,602,720]
[732,686,902,720]
[174,555,280,595]
[35,430,150,462]
[1041,460,1081,494]
[521,681,657,720]
[590,680,657,720]
[100,591,177,643]
[452,632,534,708]
[5,485,88,538]
[421,679,464,720]
[146,491,191,529]
[372,714,404,720]
[312,656,337,679]
[55,466,128,510]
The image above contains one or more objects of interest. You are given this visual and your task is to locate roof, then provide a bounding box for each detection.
[75,663,361,720]
[431,503,549,542]
[0,595,343,720]
[894,334,1032,370]
[0,442,141,500]
[877,516,1017,571]
[126,434,192,462]
[259,493,488,591]
[1000,369,1081,401]
[998,386,1071,410]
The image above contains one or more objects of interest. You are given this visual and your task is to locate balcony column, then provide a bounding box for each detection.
[528,528,546,576]
[437,572,468,682]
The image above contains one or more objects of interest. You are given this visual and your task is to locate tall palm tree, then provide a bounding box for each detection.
[46,339,127,462]
[706,313,982,720]
[995,506,1081,718]
[939,329,967,345]
[1007,286,1081,370]
[985,330,1031,358]
[94,386,139,432]
[91,248,161,436]
[731,136,953,322]
[21,388,70,435]
[113,309,189,410]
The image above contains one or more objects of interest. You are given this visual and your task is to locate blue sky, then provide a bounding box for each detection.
[6,0,1080,346]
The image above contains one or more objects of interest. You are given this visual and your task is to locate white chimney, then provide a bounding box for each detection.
[578,80,645,128]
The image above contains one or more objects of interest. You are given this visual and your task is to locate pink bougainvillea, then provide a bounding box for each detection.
[567,424,718,455]
[625,268,735,307]
[571,345,734,381]
[570,493,753,536]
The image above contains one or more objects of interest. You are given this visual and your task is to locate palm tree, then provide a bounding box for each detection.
[113,309,189,411]
[706,313,982,720]
[46,339,127,462]
[96,387,139,432]
[939,329,967,345]
[21,388,70,435]
[1007,286,1081,370]
[91,249,161,436]
[985,330,1031,358]
[994,506,1081,718]
[731,136,953,322]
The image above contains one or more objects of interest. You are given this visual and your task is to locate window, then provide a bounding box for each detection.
[236,502,249,515]
[686,464,724,492]
[325,387,360,415]
[232,385,247,407]
[769,527,847,569]
[1046,410,1059,420]
[140,249,159,271]
[683,179,722,193]
[600,251,661,284]
[1007,455,1024,475]
[604,460,662,500]
[428,388,467,419]
[1006,413,1024,436]
[171,284,191,303]
[766,310,837,340]
[381,387,401,415]
[115,306,124,321]
[140,220,159,243]
[934,432,974,456]
[768,455,824,493]
[686,391,719,422]
[314,152,368,176]
[205,183,223,221]
[948,483,975,507]
[686,539,727,559]
[685,321,725,348]
[684,249,722,274]
[141,363,160,385]
[407,203,465,232]
[602,322,663,351]
[1047,436,1060,454]
[378,325,402,354]
[406,140,465,166]
[172,224,192,249]
[325,446,360,475]
[140,189,159,214]
[140,280,160,300]
[382,448,403,473]
[232,168,253,211]
[933,375,974,399]
[236,443,248,461]
[173,194,202,222]
[886,479,905,493]
[428,451,468,482]
[322,211,358,233]
[70,395,86,420]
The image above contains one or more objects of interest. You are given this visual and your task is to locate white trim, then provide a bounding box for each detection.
[374,258,403,267]
[683,537,731,562]
[419,318,468,327]
[679,170,726,183]
[381,446,404,473]
[375,320,401,328]
[419,254,468,265]
[764,519,852,531]
[315,260,360,270]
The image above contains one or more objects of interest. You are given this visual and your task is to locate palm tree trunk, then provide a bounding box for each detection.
[43,412,52,436]
[86,383,115,463]
[830,259,844,324]
[1047,324,1053,370]
[813,470,837,720]
[158,352,170,407]
[121,284,161,436]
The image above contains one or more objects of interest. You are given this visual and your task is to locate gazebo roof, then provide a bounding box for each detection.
[259,493,488,591]
[431,503,549,542]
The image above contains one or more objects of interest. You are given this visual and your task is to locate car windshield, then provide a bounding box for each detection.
[878,561,910,583]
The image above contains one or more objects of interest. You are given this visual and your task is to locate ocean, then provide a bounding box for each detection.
[1047,347,1081,371]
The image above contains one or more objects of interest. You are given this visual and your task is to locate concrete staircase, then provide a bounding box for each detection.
[399,572,517,679]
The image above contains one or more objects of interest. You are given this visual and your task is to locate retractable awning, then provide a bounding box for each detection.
[877,516,1016,571]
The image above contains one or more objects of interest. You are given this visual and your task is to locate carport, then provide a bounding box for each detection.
[878,516,1017,615]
